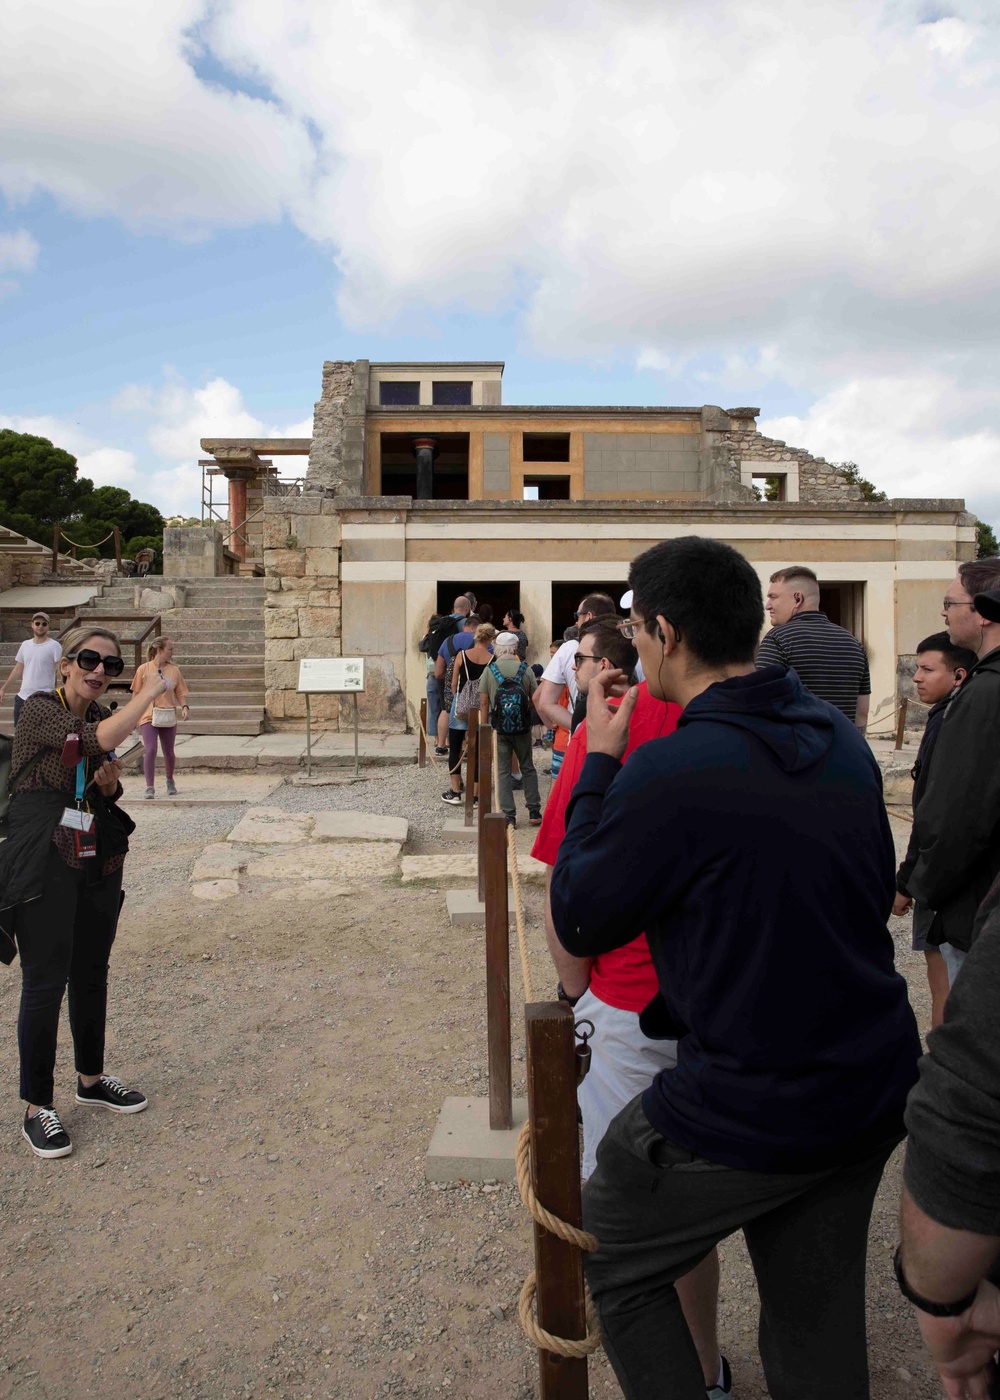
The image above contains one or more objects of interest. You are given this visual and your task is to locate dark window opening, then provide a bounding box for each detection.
[379,432,469,500]
[550,581,628,644]
[436,581,521,630]
[819,582,865,641]
[524,476,571,500]
[432,381,473,406]
[523,432,570,462]
[379,381,420,406]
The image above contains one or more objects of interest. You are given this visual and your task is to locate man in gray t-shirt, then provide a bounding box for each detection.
[0,612,62,724]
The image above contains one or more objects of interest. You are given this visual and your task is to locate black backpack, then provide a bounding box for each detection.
[489,661,532,736]
[419,614,459,657]
[0,736,46,839]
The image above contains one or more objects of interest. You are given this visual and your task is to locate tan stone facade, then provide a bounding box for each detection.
[189,359,979,736]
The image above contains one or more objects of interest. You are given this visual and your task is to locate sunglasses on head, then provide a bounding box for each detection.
[68,649,125,678]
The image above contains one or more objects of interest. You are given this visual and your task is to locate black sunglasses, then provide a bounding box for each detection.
[68,649,125,678]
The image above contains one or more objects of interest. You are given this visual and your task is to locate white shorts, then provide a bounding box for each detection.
[575,986,678,1179]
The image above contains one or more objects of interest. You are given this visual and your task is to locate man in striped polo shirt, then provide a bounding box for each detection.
[756,565,871,731]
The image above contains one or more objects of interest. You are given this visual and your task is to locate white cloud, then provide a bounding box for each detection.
[0,227,39,296]
[760,375,1000,526]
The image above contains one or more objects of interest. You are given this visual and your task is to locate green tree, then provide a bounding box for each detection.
[833,461,888,502]
[977,520,999,558]
[0,429,91,543]
[0,428,164,559]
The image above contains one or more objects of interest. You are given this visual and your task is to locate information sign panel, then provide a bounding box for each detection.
[297,658,365,693]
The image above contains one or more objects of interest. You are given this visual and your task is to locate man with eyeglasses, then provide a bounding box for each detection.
[536,592,618,735]
[907,558,1000,987]
[0,613,63,724]
[550,535,920,1400]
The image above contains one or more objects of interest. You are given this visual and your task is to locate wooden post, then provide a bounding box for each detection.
[895,696,908,751]
[418,698,427,768]
[51,525,60,574]
[478,721,493,902]
[464,708,479,828]
[483,812,512,1131]
[113,525,122,572]
[525,1002,589,1399]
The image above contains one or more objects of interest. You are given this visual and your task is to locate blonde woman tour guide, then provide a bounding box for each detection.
[0,626,168,1158]
[132,636,189,799]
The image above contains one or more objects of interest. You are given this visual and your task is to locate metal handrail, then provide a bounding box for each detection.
[57,613,162,674]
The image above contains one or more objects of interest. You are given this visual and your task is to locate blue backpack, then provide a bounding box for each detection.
[489,661,532,736]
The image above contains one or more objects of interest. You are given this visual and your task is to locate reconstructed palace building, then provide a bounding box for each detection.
[186,359,976,732]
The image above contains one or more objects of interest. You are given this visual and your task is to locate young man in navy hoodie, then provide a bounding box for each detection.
[551,537,921,1400]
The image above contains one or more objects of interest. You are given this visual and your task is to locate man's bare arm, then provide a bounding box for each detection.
[536,678,572,731]
[855,693,870,734]
[0,660,23,701]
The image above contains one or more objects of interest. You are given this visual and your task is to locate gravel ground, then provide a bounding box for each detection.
[0,773,945,1399]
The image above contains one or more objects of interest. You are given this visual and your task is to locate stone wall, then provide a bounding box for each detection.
[164,526,227,577]
[263,493,343,725]
[722,411,863,503]
[307,359,369,494]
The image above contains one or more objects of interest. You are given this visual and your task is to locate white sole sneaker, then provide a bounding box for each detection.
[22,1126,72,1158]
[75,1091,148,1114]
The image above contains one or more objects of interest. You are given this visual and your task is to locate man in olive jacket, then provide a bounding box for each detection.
[910,568,1000,978]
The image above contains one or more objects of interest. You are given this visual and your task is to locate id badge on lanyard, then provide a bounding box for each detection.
[60,755,97,858]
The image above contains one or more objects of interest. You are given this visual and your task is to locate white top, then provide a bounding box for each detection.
[16,637,62,699]
[541,638,580,705]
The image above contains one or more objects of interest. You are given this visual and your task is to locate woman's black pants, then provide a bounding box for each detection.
[15,849,123,1105]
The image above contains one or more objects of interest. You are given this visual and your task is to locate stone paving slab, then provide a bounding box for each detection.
[226,808,313,844]
[246,843,402,882]
[191,879,240,902]
[440,819,477,842]
[191,843,245,881]
[312,811,408,844]
[426,1096,529,1183]
[122,731,418,773]
[401,855,478,885]
[267,880,354,901]
[446,890,515,927]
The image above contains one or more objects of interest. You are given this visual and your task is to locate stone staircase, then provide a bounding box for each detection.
[0,575,267,736]
[0,523,101,581]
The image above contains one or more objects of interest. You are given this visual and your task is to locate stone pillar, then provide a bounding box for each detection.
[308,359,369,494]
[225,471,250,561]
[412,437,438,499]
[699,406,755,503]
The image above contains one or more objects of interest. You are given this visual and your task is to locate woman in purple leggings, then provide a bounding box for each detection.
[130,637,189,798]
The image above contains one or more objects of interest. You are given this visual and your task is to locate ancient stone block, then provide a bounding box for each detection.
[307,590,330,607]
[191,843,244,881]
[265,688,286,718]
[264,608,299,639]
[267,639,295,661]
[191,879,240,901]
[299,606,341,637]
[247,841,400,882]
[305,548,341,577]
[265,548,305,577]
[312,812,408,844]
[279,575,314,592]
[263,516,292,549]
[292,637,342,659]
[270,881,353,901]
[264,660,299,690]
[227,807,313,844]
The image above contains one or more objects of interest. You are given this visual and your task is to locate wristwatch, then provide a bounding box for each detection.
[557,983,582,1008]
[893,1246,978,1317]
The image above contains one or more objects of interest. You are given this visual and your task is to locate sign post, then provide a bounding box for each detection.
[297,658,366,778]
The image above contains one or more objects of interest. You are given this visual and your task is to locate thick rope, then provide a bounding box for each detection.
[57,528,117,550]
[516,1121,597,1251]
[518,1273,602,1359]
[507,823,535,1004]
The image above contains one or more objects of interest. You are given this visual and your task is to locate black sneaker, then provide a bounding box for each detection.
[434,745,448,756]
[441,790,462,805]
[75,1075,148,1114]
[504,812,517,828]
[23,1106,72,1158]
[528,808,542,826]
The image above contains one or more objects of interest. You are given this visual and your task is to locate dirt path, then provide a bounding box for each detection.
[0,789,943,1398]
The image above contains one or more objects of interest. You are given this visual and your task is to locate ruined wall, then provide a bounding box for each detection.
[307,360,369,494]
[723,412,863,503]
[262,493,343,725]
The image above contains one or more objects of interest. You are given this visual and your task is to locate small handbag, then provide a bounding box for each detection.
[454,656,481,719]
[151,707,176,729]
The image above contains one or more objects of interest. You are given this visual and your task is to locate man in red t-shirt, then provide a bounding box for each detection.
[532,618,729,1398]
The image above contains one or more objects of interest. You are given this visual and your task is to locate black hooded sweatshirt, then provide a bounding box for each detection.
[551,666,921,1173]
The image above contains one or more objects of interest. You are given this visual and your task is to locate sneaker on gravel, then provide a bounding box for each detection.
[504,812,517,827]
[434,745,448,756]
[166,779,178,796]
[144,787,155,799]
[22,1107,72,1159]
[528,808,542,826]
[441,790,462,805]
[75,1075,148,1114]
[707,1355,733,1399]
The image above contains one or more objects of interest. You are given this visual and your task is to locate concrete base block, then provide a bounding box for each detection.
[426,1096,529,1183]
[446,889,515,926]
[441,819,477,842]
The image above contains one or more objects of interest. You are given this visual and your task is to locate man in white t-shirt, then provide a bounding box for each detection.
[535,591,618,732]
[0,612,63,723]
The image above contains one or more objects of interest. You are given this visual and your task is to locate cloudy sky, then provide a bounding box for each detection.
[2,0,999,525]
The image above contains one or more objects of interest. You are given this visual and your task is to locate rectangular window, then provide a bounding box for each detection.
[432,381,473,406]
[524,476,571,500]
[379,381,420,406]
[523,432,570,462]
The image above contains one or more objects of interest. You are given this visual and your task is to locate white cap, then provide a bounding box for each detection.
[495,631,520,648]
[619,590,633,610]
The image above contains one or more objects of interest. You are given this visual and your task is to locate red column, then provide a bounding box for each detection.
[226,473,249,562]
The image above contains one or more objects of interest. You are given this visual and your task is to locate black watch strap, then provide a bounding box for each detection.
[893,1246,978,1317]
[557,983,582,1008]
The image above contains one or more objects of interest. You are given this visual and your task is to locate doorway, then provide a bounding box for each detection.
[819,582,865,640]
[436,580,521,630]
[550,581,629,644]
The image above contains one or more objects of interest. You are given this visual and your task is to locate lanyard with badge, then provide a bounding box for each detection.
[56,688,98,859]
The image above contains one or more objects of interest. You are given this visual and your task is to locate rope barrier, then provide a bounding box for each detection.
[516,1121,597,1251]
[518,1272,602,1360]
[56,528,117,550]
[508,823,535,1005]
[406,700,442,770]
